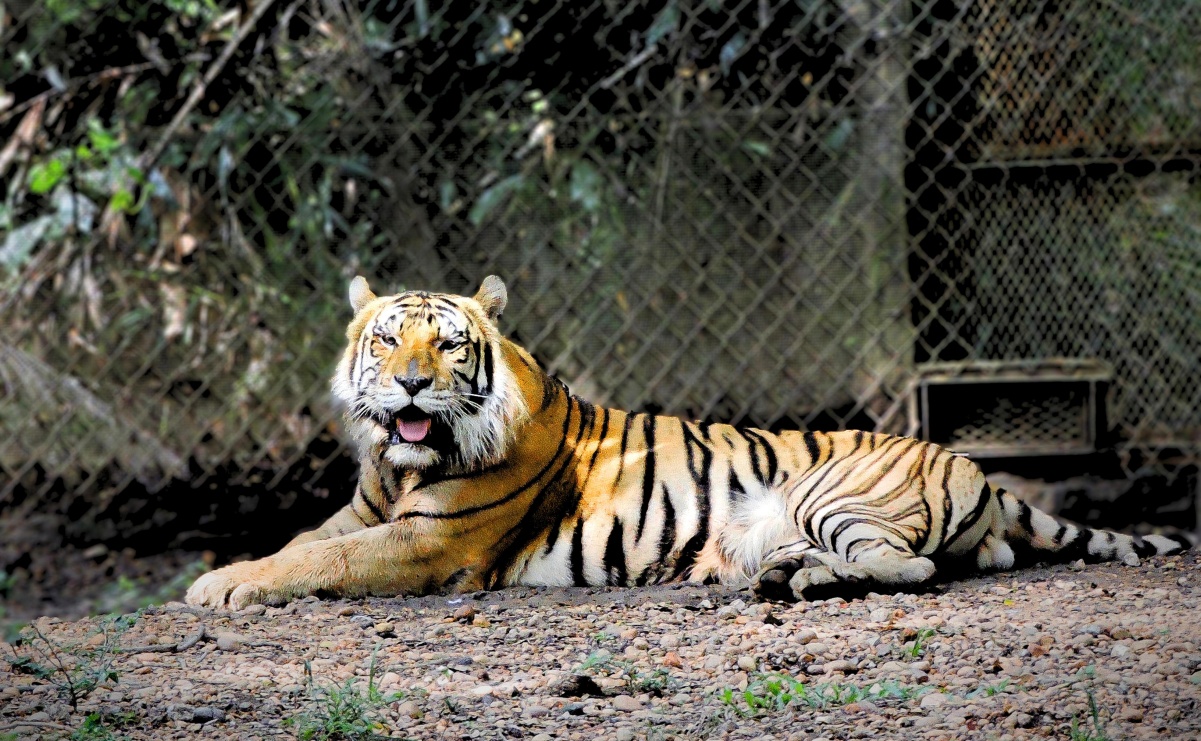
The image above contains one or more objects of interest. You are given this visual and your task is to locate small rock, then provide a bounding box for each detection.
[452,605,476,622]
[531,735,553,741]
[397,700,422,718]
[214,632,244,651]
[547,674,605,698]
[1122,553,1140,567]
[374,622,396,637]
[1111,644,1131,658]
[737,656,758,672]
[919,692,949,709]
[1118,708,1144,723]
[611,695,642,712]
[594,623,619,638]
[167,705,225,723]
[795,628,818,644]
[616,729,636,741]
[83,544,109,559]
[660,634,681,649]
[337,605,358,616]
[824,659,857,674]
[1069,559,1086,571]
[1012,712,1035,728]
[523,703,550,718]
[868,608,892,623]
[662,651,683,668]
[238,603,267,617]
[491,682,517,697]
[472,615,491,628]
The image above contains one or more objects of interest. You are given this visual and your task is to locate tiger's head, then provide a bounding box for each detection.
[332,275,527,471]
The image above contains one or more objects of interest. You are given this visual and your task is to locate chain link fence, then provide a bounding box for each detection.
[1,0,1198,550]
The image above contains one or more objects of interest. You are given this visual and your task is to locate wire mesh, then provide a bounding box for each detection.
[1,0,1198,538]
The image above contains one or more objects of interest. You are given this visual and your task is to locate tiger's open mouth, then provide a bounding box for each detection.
[387,406,434,446]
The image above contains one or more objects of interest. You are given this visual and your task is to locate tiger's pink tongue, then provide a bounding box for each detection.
[398,418,431,443]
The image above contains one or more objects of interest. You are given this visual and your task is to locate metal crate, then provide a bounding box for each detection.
[917,359,1112,457]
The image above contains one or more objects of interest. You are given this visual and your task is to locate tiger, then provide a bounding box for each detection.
[185,276,1195,610]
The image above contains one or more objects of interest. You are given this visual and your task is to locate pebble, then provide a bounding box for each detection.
[611,695,642,712]
[238,604,267,617]
[452,605,476,622]
[737,656,758,671]
[919,692,949,709]
[214,631,244,651]
[167,705,226,723]
[616,729,636,741]
[1123,553,1141,567]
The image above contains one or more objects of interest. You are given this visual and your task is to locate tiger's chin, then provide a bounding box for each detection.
[384,442,441,468]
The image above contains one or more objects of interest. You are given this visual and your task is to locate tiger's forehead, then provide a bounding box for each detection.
[369,292,474,335]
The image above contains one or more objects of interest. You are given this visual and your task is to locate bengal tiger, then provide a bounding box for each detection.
[185,276,1194,609]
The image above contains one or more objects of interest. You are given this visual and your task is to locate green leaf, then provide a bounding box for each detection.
[720,32,746,76]
[741,140,771,158]
[415,0,430,38]
[110,189,136,213]
[468,175,524,226]
[439,180,458,213]
[645,0,678,47]
[569,160,603,212]
[29,158,66,194]
[87,120,121,155]
[823,118,855,152]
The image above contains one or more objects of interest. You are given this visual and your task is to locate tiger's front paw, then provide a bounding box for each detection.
[185,560,292,610]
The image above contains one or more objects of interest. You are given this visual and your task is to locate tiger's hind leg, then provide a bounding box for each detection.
[752,535,936,601]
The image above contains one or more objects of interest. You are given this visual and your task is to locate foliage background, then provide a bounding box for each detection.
[1,0,1199,569]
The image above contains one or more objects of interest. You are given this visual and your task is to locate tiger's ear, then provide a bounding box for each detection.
[473,275,507,321]
[349,276,376,313]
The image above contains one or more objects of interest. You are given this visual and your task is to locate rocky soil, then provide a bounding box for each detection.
[2,554,1200,740]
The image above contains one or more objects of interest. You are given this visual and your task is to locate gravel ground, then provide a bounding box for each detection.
[2,554,1200,740]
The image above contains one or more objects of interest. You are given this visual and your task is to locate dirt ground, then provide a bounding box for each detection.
[1,552,1199,740]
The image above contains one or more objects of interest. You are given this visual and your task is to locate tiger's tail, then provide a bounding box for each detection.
[993,486,1196,566]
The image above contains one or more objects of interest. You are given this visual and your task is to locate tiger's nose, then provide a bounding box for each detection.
[396,375,432,396]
